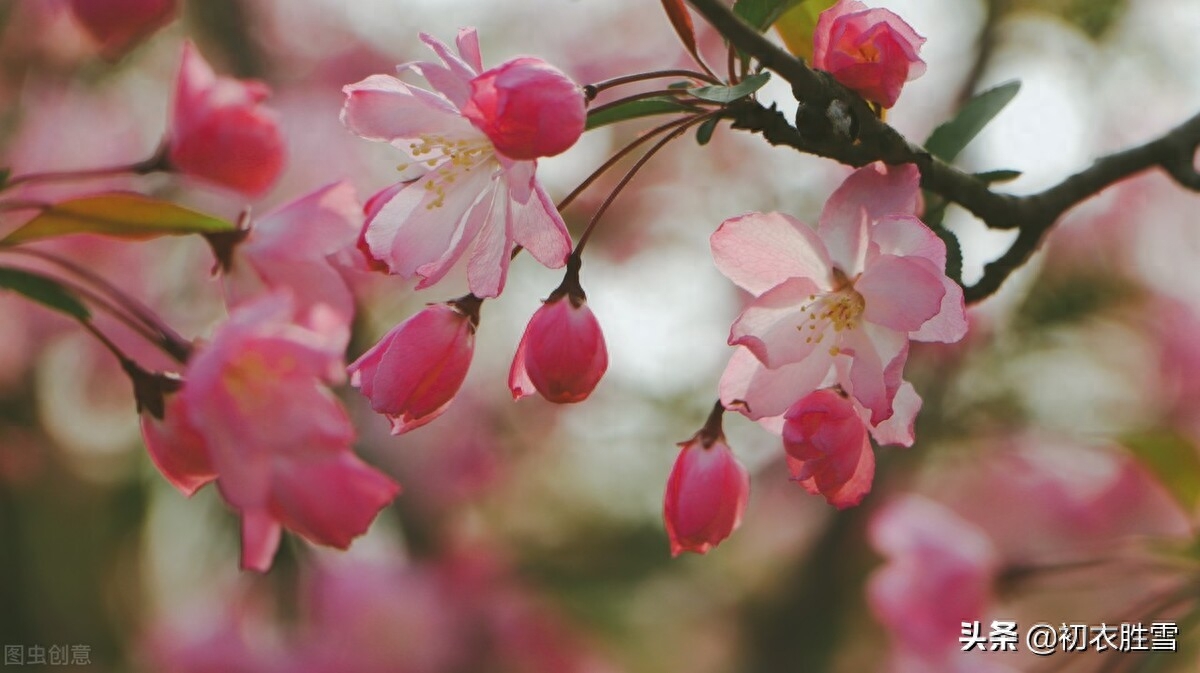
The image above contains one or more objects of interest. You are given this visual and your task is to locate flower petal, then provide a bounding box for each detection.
[340,74,472,143]
[710,212,832,296]
[857,254,945,333]
[719,346,835,420]
[729,277,825,367]
[836,322,907,425]
[508,179,571,269]
[865,380,921,447]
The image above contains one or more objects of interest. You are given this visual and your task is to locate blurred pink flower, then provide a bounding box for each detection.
[509,287,607,404]
[713,162,965,425]
[140,293,399,571]
[168,41,287,196]
[222,181,362,347]
[868,495,998,659]
[341,28,583,297]
[663,431,750,556]
[67,0,175,60]
[348,297,480,435]
[812,0,926,109]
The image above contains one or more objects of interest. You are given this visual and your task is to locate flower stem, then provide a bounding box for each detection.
[573,111,720,255]
[3,144,168,191]
[584,69,720,100]
[585,88,711,121]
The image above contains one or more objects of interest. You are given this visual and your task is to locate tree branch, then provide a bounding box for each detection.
[686,0,1200,303]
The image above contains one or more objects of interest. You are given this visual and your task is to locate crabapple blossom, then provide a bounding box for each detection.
[812,0,926,109]
[348,296,481,435]
[220,181,362,347]
[67,0,176,60]
[509,262,607,403]
[138,292,400,572]
[663,413,750,556]
[341,28,584,298]
[168,41,286,196]
[712,162,966,426]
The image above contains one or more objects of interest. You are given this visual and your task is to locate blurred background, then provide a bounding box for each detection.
[1,0,1200,671]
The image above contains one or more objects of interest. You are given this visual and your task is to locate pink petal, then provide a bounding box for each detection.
[663,438,750,556]
[729,277,825,368]
[463,184,513,298]
[820,163,921,247]
[140,398,216,497]
[865,381,921,447]
[710,212,832,296]
[812,0,870,68]
[414,32,480,107]
[508,333,536,401]
[835,322,907,425]
[249,181,361,258]
[340,74,472,143]
[909,264,968,343]
[509,179,571,269]
[857,254,945,333]
[269,454,400,549]
[719,346,835,420]
[870,215,945,269]
[786,431,874,509]
[414,173,502,292]
[240,508,282,572]
[455,28,483,73]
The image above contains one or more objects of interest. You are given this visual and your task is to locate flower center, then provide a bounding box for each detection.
[399,134,496,209]
[797,278,866,355]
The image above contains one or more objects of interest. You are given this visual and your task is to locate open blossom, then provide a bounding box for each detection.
[812,0,926,109]
[168,41,286,196]
[67,0,176,60]
[349,297,480,435]
[663,413,750,556]
[220,181,362,347]
[341,28,585,298]
[713,162,966,425]
[139,293,399,571]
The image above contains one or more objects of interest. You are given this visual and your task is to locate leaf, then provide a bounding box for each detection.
[924,81,1021,163]
[773,0,837,61]
[660,0,702,65]
[1,193,235,245]
[933,225,963,286]
[585,97,693,130]
[0,266,90,321]
[688,72,771,103]
[696,117,719,145]
[0,167,10,191]
[974,169,1022,184]
[733,0,804,32]
[1121,430,1200,512]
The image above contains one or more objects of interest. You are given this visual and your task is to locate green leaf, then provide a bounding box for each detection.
[933,225,963,286]
[925,81,1021,163]
[773,0,837,61]
[0,167,10,191]
[974,169,1022,184]
[1,193,235,245]
[696,117,719,145]
[733,0,804,31]
[688,72,771,103]
[1121,430,1200,512]
[586,97,693,130]
[0,266,90,321]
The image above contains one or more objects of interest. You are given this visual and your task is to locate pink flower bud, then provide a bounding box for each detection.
[68,0,176,60]
[461,57,586,161]
[349,298,480,435]
[168,42,286,196]
[663,431,750,557]
[509,293,607,404]
[782,389,875,509]
[812,0,926,109]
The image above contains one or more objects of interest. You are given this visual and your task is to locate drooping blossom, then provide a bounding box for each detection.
[867,495,998,662]
[139,292,399,571]
[219,181,362,347]
[663,407,750,556]
[509,261,607,403]
[168,41,286,196]
[67,0,176,60]
[713,162,966,426]
[348,296,480,435]
[812,0,926,109]
[341,28,585,298]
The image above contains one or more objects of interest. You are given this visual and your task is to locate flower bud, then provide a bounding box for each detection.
[168,42,286,196]
[812,0,926,109]
[509,293,607,404]
[68,0,176,60]
[349,298,480,434]
[461,57,586,161]
[663,429,750,557]
[782,389,875,509]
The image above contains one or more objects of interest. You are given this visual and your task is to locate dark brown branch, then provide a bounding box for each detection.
[686,0,1200,303]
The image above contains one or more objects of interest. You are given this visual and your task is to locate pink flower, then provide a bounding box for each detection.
[782,389,875,509]
[67,0,176,60]
[867,495,997,660]
[663,425,750,557]
[812,0,926,109]
[348,297,480,435]
[712,162,966,425]
[139,293,400,572]
[509,266,607,403]
[221,181,362,347]
[168,41,286,196]
[341,28,584,298]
